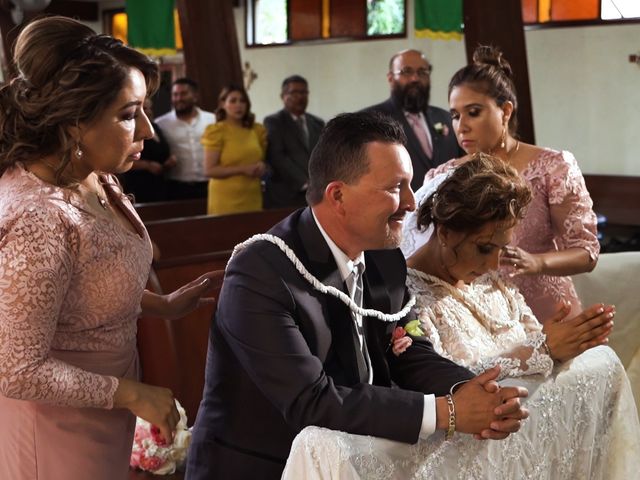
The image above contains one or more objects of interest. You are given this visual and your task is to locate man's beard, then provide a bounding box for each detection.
[391,81,431,113]
[174,103,195,116]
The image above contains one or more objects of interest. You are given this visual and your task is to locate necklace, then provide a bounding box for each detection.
[96,193,108,209]
[508,140,520,160]
[91,175,109,210]
[407,268,519,333]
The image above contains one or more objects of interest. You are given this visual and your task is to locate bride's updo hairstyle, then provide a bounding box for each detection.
[417,153,531,235]
[448,45,518,135]
[0,16,159,182]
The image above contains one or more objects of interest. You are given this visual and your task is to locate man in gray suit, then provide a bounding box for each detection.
[363,49,463,190]
[263,75,325,208]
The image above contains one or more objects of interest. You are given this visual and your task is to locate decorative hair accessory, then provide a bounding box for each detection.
[399,169,455,258]
[130,400,191,475]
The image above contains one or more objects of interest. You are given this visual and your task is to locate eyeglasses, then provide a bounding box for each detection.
[391,66,433,79]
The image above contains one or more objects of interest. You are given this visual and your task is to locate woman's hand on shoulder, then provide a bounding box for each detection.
[501,246,543,276]
[142,271,224,320]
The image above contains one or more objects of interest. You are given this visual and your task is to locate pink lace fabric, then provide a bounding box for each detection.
[0,164,153,479]
[422,149,599,322]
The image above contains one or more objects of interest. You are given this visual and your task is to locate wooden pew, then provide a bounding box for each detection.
[583,174,640,227]
[134,198,207,223]
[583,174,640,252]
[137,208,296,425]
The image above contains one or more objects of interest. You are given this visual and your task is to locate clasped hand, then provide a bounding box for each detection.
[451,365,529,440]
[543,302,614,362]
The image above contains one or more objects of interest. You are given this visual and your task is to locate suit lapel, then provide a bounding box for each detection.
[387,100,433,170]
[297,209,364,385]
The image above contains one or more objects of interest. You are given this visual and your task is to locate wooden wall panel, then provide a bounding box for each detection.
[552,0,599,21]
[176,0,243,113]
[521,0,538,23]
[289,0,322,40]
[463,0,535,145]
[330,0,365,38]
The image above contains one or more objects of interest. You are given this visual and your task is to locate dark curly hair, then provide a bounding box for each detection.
[417,153,531,234]
[0,16,159,183]
[448,45,519,135]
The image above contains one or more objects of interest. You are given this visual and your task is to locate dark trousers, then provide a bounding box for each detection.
[166,180,208,200]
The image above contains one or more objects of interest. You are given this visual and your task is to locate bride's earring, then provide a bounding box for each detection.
[500,125,506,149]
[75,145,83,159]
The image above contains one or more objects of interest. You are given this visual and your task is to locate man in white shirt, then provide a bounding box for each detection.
[156,78,215,200]
[187,111,529,480]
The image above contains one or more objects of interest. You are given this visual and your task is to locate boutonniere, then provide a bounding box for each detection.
[390,320,425,356]
[433,122,449,137]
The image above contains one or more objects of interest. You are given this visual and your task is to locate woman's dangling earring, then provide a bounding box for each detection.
[75,145,83,159]
[500,126,506,149]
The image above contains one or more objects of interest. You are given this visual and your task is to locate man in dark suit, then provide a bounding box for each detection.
[363,49,463,190]
[263,75,325,208]
[186,112,528,480]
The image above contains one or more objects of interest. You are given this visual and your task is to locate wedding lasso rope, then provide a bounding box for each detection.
[229,234,416,323]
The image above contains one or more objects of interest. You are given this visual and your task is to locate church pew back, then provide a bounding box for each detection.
[137,208,296,426]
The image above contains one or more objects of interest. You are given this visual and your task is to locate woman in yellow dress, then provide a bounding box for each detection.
[202,85,267,215]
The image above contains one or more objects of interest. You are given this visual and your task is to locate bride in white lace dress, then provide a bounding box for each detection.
[282,154,640,479]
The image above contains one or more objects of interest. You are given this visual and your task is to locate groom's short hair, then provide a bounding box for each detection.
[306,111,406,206]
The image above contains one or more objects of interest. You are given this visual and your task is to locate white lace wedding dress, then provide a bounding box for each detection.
[281,270,640,479]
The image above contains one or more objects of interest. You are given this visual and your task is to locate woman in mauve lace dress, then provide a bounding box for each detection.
[403,45,599,323]
[282,155,639,480]
[0,17,219,480]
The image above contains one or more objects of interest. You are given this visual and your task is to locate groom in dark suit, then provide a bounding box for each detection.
[363,49,463,190]
[263,75,325,208]
[186,112,528,480]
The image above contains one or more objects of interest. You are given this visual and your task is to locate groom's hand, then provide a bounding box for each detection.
[443,366,529,440]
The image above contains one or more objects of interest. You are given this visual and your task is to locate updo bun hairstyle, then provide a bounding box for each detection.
[0,16,159,183]
[448,45,519,134]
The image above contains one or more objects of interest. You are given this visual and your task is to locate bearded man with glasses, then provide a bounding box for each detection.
[363,49,462,190]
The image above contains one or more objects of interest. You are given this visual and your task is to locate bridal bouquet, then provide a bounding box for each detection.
[130,400,191,475]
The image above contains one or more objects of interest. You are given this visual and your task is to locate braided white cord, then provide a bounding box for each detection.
[228,234,416,323]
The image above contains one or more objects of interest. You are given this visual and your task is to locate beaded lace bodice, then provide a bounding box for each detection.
[403,149,599,322]
[406,269,553,379]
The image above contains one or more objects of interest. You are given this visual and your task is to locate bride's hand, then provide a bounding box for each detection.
[543,303,614,362]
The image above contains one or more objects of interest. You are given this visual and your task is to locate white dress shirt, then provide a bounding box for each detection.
[155,107,216,183]
[312,210,437,438]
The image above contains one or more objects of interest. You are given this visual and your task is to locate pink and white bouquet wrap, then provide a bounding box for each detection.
[130,400,191,475]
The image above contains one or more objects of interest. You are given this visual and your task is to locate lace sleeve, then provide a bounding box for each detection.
[0,207,118,408]
[471,278,554,379]
[547,151,600,261]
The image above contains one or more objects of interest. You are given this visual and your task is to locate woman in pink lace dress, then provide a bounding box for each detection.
[405,45,599,322]
[0,17,218,480]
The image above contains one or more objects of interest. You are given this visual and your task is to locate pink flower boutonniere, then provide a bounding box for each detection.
[433,122,450,137]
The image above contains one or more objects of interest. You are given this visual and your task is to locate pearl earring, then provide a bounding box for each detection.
[75,145,83,159]
[500,126,506,149]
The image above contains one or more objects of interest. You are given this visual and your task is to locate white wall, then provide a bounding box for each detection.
[235,6,640,176]
[95,0,640,176]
